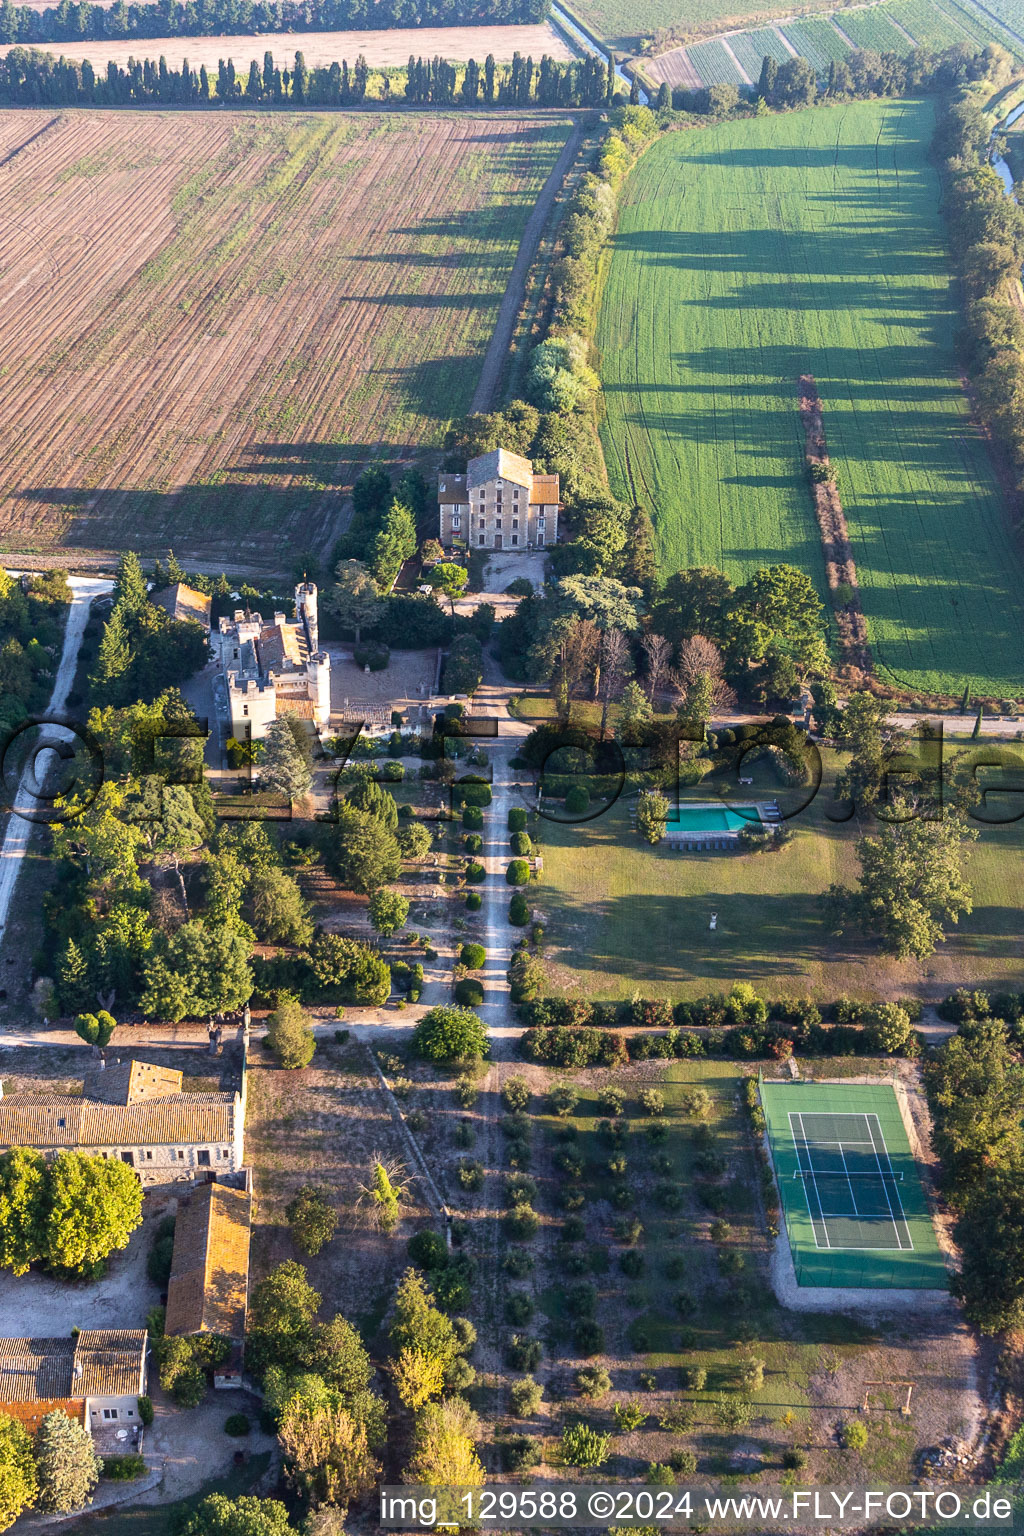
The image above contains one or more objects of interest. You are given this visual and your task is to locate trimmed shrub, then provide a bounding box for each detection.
[510,1376,544,1416]
[575,1365,611,1400]
[503,1205,540,1240]
[508,807,528,833]
[353,643,389,671]
[504,1292,534,1326]
[506,859,531,886]
[501,1075,530,1112]
[408,1229,448,1270]
[573,1319,605,1356]
[463,833,482,855]
[456,781,492,808]
[506,1334,543,1371]
[510,830,533,857]
[465,860,486,883]
[224,1413,250,1437]
[102,1455,146,1481]
[509,892,531,926]
[465,890,482,911]
[460,943,486,970]
[561,1420,609,1469]
[455,978,484,1007]
[462,805,483,830]
[500,1433,541,1472]
[565,785,590,816]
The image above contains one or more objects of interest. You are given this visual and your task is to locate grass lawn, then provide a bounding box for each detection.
[595,98,1024,697]
[534,750,1024,1002]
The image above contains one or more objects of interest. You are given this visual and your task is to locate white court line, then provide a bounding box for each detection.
[790,1112,829,1249]
[788,1110,910,1253]
[865,1112,913,1251]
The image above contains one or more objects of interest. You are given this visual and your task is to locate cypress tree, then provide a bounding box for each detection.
[114,550,147,614]
[757,54,778,103]
[484,52,494,103]
[93,601,133,694]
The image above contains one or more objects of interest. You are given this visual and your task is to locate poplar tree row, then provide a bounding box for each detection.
[0,43,612,107]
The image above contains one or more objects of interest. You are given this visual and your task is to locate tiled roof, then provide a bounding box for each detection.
[151,583,212,629]
[84,1060,183,1106]
[74,1332,147,1397]
[530,474,560,505]
[0,1400,86,1434]
[275,697,315,720]
[165,1184,251,1340]
[0,1338,74,1402]
[438,473,467,506]
[0,1092,233,1149]
[0,1332,145,1404]
[467,448,533,491]
[258,622,304,673]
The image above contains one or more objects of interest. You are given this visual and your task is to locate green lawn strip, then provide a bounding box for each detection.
[595,98,1024,696]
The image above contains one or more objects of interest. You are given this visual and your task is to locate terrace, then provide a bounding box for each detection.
[661,799,780,850]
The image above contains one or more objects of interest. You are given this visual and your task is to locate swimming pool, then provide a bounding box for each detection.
[666,804,762,833]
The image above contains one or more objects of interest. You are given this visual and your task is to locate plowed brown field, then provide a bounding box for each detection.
[0,21,574,70]
[0,109,572,570]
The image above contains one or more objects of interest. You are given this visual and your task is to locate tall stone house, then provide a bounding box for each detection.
[217,581,331,744]
[0,1058,245,1186]
[438,449,559,551]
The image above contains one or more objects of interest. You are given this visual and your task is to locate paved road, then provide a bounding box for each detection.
[0,575,111,955]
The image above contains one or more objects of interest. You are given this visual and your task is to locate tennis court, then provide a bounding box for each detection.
[760,1081,947,1290]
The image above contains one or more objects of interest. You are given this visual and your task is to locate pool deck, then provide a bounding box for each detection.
[661,799,780,849]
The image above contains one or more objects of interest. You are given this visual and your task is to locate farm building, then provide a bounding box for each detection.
[151,581,212,631]
[0,1057,245,1186]
[0,1331,148,1449]
[217,581,331,743]
[439,449,559,551]
[165,1179,252,1344]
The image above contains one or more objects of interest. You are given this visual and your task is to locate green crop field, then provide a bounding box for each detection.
[596,98,1024,696]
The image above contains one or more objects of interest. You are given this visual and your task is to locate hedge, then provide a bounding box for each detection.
[353,642,390,671]
[457,782,492,808]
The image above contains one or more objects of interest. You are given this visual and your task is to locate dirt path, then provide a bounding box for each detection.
[469,120,587,415]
